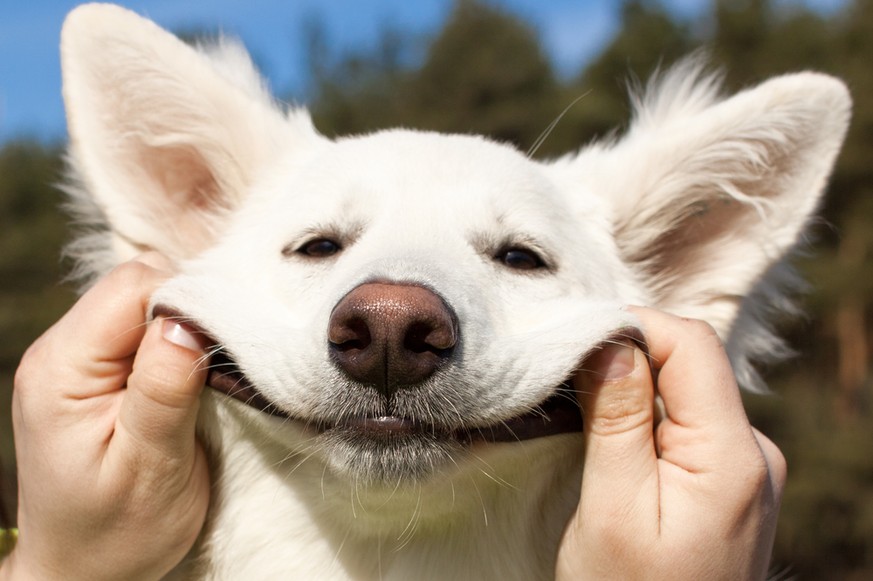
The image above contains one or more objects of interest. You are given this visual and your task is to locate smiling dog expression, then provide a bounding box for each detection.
[61,5,850,489]
[144,130,643,484]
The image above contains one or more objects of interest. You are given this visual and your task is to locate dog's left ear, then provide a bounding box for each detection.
[61,4,322,263]
[549,64,850,341]
[548,63,850,388]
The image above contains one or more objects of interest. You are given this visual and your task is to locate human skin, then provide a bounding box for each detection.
[2,254,210,581]
[557,307,786,580]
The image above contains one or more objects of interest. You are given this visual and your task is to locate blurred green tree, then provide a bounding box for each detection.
[0,141,74,523]
[0,142,73,370]
[310,0,559,149]
[553,0,695,152]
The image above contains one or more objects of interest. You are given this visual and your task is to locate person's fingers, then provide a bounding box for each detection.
[66,255,171,363]
[631,306,765,478]
[24,255,173,401]
[573,342,659,529]
[628,306,749,433]
[114,316,209,461]
[13,254,173,422]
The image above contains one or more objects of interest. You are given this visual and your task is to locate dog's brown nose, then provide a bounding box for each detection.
[328,283,457,394]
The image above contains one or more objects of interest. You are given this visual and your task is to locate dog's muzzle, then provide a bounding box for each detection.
[150,299,645,444]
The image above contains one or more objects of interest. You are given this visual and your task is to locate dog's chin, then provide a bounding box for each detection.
[318,423,465,484]
[316,392,586,484]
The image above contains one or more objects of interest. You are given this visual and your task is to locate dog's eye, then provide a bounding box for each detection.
[298,238,341,258]
[497,247,546,271]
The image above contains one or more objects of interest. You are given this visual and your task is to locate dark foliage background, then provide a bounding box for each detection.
[2,0,871,577]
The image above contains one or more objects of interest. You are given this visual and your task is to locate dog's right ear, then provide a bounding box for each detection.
[61,3,322,262]
[545,60,850,390]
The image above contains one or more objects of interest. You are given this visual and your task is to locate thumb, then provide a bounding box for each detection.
[116,317,209,459]
[574,343,659,522]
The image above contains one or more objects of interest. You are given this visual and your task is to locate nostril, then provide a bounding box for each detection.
[329,317,371,351]
[404,321,456,354]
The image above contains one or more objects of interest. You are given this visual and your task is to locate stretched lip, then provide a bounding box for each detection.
[321,388,585,443]
[206,346,584,443]
[152,305,645,443]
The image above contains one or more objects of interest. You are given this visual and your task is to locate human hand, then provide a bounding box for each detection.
[3,255,210,581]
[556,307,786,580]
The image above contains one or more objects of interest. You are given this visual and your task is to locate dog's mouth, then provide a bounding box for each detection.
[205,347,584,443]
[155,305,642,445]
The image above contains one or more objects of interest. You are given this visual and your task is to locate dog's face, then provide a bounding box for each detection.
[60,6,850,486]
[148,130,641,483]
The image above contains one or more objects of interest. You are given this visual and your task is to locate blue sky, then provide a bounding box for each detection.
[0,0,848,145]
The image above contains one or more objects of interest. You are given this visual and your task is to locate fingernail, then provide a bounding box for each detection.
[588,343,636,382]
[162,319,205,353]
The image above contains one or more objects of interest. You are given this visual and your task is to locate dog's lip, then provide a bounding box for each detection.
[339,416,424,436]
[208,349,584,443]
[322,387,584,443]
[151,305,286,415]
[461,386,583,442]
[151,304,645,443]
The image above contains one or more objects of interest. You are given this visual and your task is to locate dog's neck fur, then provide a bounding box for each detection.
[170,394,582,580]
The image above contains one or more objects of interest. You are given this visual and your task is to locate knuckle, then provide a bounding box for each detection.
[747,459,773,491]
[14,347,37,390]
[130,359,197,411]
[680,317,722,343]
[106,259,156,289]
[586,392,652,436]
[762,441,788,488]
[13,337,49,398]
[86,259,166,312]
[675,317,729,359]
[730,447,774,497]
[132,361,176,395]
[771,446,788,480]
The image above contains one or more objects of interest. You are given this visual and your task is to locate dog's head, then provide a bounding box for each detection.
[60,5,850,485]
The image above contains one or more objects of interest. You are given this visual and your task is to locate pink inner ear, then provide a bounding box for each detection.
[625,192,759,282]
[120,142,228,257]
[138,144,222,210]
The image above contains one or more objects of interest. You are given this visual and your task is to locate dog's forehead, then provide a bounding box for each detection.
[266,129,570,223]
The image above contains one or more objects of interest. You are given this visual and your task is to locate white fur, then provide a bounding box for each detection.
[60,4,851,579]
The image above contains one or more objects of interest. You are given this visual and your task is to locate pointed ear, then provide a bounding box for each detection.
[548,62,850,388]
[61,4,322,261]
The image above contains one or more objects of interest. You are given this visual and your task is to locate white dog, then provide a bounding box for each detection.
[60,4,850,579]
